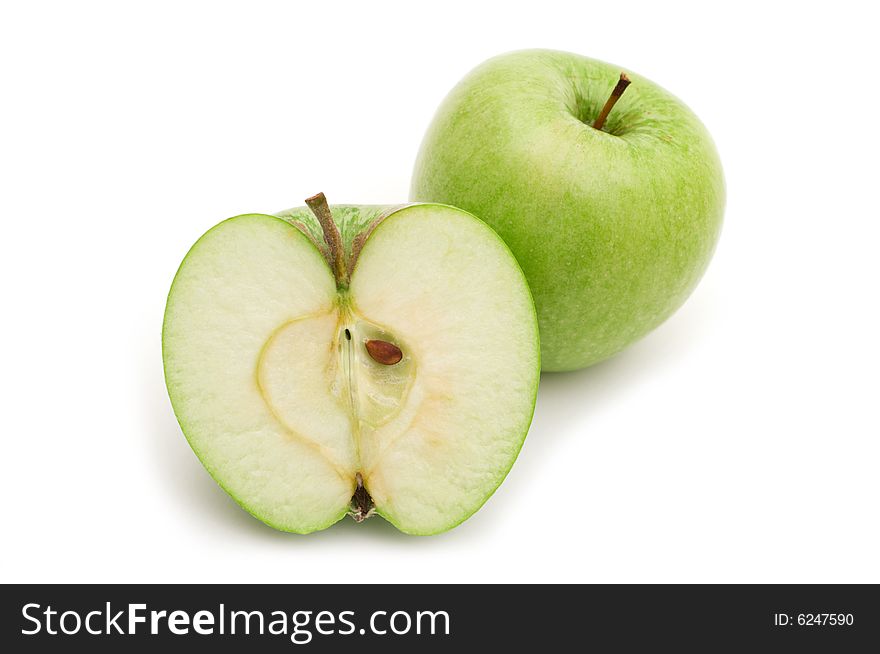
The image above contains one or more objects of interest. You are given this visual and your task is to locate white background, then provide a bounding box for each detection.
[2,0,878,584]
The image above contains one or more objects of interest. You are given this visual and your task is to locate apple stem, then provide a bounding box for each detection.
[593,73,631,132]
[305,192,347,284]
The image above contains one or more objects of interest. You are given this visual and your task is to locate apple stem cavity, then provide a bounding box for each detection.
[350,472,375,523]
[592,72,631,132]
[305,192,348,285]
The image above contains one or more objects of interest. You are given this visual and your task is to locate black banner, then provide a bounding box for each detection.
[1,584,877,651]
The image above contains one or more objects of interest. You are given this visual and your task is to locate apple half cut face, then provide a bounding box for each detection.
[162,196,540,535]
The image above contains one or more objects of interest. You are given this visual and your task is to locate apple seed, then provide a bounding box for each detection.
[365,339,403,365]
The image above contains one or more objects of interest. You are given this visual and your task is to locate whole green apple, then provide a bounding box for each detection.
[411,50,725,371]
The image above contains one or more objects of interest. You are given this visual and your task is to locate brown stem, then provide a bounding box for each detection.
[593,73,631,132]
[305,192,347,284]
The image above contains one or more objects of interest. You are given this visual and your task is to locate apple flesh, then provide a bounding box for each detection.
[162,196,539,534]
[411,49,725,371]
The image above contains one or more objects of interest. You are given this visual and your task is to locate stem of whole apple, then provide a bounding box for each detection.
[593,73,631,132]
[305,192,347,284]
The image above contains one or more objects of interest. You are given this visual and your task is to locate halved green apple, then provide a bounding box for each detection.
[162,194,539,535]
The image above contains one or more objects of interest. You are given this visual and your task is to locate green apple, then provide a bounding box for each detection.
[162,194,539,535]
[411,49,725,371]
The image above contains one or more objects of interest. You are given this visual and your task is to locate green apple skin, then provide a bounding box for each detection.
[411,49,725,371]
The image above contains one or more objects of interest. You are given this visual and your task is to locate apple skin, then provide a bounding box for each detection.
[411,49,725,371]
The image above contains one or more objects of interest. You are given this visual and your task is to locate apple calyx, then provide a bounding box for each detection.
[350,472,375,523]
[593,72,631,132]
